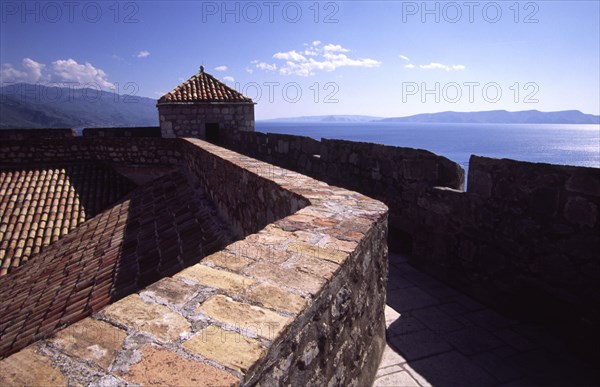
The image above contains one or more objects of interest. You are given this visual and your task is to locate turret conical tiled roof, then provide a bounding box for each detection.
[158,66,252,103]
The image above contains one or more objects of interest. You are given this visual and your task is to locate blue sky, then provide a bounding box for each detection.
[1,0,599,119]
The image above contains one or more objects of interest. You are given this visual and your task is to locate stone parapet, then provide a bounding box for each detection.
[0,137,182,166]
[0,128,76,140]
[411,156,600,350]
[219,129,600,358]
[82,127,161,138]
[0,138,389,386]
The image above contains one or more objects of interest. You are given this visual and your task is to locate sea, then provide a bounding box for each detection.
[256,122,600,172]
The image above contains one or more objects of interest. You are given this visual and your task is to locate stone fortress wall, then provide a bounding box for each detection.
[0,128,76,140]
[8,125,596,350]
[1,125,599,381]
[5,126,598,346]
[219,129,600,355]
[82,126,162,138]
[0,130,388,385]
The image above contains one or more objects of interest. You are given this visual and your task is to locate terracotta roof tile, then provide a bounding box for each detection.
[0,171,234,359]
[0,164,136,276]
[158,68,253,103]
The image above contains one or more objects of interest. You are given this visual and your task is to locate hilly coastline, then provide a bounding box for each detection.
[0,83,158,129]
[1,84,598,129]
[264,110,600,124]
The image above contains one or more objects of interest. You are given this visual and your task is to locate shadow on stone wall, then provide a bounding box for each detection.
[0,140,235,359]
[1,127,598,361]
[220,129,600,360]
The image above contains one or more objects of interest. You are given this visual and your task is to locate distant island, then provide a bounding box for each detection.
[263,110,600,125]
[264,115,382,123]
[0,83,158,129]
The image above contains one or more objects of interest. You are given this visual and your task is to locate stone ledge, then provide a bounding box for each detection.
[0,139,388,386]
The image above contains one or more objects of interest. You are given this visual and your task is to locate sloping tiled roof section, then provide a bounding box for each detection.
[158,68,253,103]
[0,164,137,276]
[0,171,234,359]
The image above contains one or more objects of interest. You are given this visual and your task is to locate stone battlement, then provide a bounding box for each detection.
[219,129,600,356]
[1,125,599,381]
[0,135,388,385]
[82,126,161,138]
[0,128,76,140]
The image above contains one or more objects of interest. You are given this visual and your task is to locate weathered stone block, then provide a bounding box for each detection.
[566,173,600,196]
[226,240,291,264]
[102,294,191,342]
[284,253,340,280]
[141,277,198,307]
[118,344,239,386]
[202,250,253,272]
[564,196,597,227]
[183,325,266,375]
[49,318,126,370]
[287,242,348,264]
[403,159,438,181]
[531,187,560,216]
[175,264,255,293]
[468,170,492,197]
[277,140,289,154]
[0,347,67,387]
[244,283,307,314]
[244,262,325,295]
[197,295,291,340]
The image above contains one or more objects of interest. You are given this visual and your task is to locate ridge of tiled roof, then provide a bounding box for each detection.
[0,164,137,276]
[158,67,253,103]
[0,171,235,359]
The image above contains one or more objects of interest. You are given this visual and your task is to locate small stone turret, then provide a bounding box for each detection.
[157,67,255,142]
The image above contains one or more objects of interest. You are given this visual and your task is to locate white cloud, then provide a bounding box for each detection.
[420,62,450,70]
[136,50,150,58]
[23,58,45,80]
[399,55,410,61]
[404,64,415,69]
[322,53,380,67]
[223,76,235,83]
[215,65,228,71]
[1,58,115,89]
[49,58,114,88]
[273,50,307,62]
[245,67,254,74]
[0,58,45,83]
[279,54,380,77]
[254,43,380,77]
[256,62,277,71]
[323,44,350,53]
[419,62,466,71]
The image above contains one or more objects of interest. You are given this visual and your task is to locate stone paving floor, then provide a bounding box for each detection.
[374,253,599,387]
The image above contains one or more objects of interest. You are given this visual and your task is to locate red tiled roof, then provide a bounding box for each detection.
[0,164,136,276]
[0,171,234,359]
[158,67,252,103]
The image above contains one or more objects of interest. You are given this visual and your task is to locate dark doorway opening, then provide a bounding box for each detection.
[206,123,220,145]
